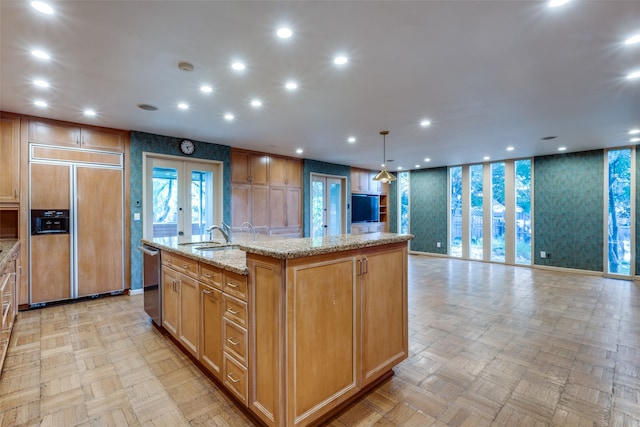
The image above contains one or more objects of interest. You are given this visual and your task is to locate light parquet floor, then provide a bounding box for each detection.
[1,255,639,426]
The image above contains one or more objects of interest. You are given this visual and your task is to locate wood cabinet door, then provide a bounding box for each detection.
[30,233,71,303]
[286,254,359,425]
[231,184,251,228]
[0,114,20,203]
[350,169,361,193]
[251,185,270,229]
[269,156,287,187]
[231,151,251,184]
[179,273,199,357]
[81,127,125,152]
[76,166,123,296]
[28,119,80,147]
[286,159,303,187]
[250,154,269,185]
[286,187,301,228]
[162,267,179,337]
[201,285,223,379]
[361,244,408,384]
[269,187,286,229]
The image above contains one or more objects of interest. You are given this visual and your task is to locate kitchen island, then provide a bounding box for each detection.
[142,232,413,426]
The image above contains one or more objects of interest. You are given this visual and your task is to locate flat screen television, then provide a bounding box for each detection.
[351,194,379,223]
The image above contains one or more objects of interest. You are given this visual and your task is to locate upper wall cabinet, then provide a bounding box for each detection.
[269,156,302,188]
[0,113,21,204]
[231,150,269,185]
[351,168,380,194]
[28,118,126,152]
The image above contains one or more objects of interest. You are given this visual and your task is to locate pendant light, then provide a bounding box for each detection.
[372,130,397,183]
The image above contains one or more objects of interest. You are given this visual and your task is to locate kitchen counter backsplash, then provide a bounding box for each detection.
[143,232,414,274]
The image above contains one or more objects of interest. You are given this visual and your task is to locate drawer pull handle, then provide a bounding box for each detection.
[227,338,240,346]
[227,308,239,315]
[203,290,212,295]
[227,373,240,383]
[204,273,211,277]
[226,282,239,288]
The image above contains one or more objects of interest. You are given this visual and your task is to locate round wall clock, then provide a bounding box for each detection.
[179,139,195,155]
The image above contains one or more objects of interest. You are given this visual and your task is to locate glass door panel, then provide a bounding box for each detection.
[152,166,180,238]
[191,169,215,238]
[515,159,532,264]
[449,166,462,257]
[311,179,325,237]
[311,175,344,237]
[328,178,342,236]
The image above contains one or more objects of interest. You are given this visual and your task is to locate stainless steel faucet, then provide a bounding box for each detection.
[206,224,230,243]
[240,221,258,242]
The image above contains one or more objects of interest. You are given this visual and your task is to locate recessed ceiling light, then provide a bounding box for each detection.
[33,79,49,88]
[348,136,356,143]
[285,81,298,91]
[276,27,293,39]
[627,70,640,80]
[397,166,403,171]
[34,100,47,107]
[296,148,304,154]
[333,55,348,65]
[631,138,640,143]
[200,85,213,93]
[415,164,420,168]
[629,129,640,135]
[84,109,96,117]
[558,146,567,151]
[250,99,262,108]
[177,102,189,110]
[624,34,640,45]
[483,156,491,161]
[231,62,246,71]
[548,0,570,7]
[224,113,235,121]
[31,1,53,14]
[420,119,431,127]
[31,49,50,60]
[424,158,431,162]
[506,146,515,151]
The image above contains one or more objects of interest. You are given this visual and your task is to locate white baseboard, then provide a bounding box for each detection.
[128,288,143,295]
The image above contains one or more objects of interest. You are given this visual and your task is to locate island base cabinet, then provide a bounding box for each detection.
[247,241,408,427]
[200,285,223,379]
[161,263,199,358]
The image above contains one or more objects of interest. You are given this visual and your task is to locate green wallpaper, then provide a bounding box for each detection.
[533,150,604,271]
[303,159,351,237]
[408,168,448,254]
[129,131,231,290]
[388,176,398,233]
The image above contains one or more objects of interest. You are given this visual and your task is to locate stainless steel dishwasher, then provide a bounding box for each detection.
[138,245,161,326]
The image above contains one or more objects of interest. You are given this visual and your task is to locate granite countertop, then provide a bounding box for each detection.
[238,232,414,260]
[141,236,248,275]
[143,232,414,274]
[0,239,20,272]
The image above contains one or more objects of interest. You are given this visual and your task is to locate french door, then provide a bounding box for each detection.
[311,174,345,238]
[144,156,222,240]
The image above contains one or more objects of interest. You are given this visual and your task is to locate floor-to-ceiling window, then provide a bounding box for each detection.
[606,148,633,276]
[469,164,483,259]
[515,159,532,264]
[398,171,410,234]
[450,166,462,257]
[491,162,506,262]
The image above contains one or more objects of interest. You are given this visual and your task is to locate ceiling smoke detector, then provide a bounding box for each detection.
[178,61,194,72]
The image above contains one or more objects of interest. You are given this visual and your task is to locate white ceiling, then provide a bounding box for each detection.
[1,0,639,171]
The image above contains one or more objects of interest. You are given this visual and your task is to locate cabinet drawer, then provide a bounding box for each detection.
[199,263,223,289]
[223,295,247,328]
[223,270,248,301]
[224,354,248,405]
[223,319,247,366]
[162,252,198,278]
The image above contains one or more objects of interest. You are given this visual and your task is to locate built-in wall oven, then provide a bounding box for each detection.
[138,245,161,326]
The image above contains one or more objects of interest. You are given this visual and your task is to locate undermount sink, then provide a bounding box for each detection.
[195,244,241,252]
[178,240,226,246]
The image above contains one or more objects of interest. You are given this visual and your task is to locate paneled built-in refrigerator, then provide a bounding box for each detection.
[29,146,124,305]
